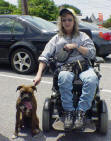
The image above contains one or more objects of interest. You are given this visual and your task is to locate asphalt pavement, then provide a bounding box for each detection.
[0,56,111,141]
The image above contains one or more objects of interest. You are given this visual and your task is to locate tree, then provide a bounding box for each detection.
[0,0,17,14]
[59,4,81,15]
[13,0,28,15]
[103,16,111,28]
[15,0,59,21]
[12,0,22,14]
[27,0,59,21]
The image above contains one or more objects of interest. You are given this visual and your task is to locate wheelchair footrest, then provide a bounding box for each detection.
[83,120,96,132]
[52,117,64,131]
[52,117,96,132]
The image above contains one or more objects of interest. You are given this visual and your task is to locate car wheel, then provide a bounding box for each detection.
[11,48,36,74]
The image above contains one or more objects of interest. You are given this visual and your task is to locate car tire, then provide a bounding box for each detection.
[11,48,36,74]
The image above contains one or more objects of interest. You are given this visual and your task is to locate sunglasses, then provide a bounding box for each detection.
[61,18,73,22]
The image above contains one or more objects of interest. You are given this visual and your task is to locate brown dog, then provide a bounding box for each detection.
[12,85,39,138]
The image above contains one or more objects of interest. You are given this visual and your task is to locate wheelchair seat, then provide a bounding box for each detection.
[73,78,83,92]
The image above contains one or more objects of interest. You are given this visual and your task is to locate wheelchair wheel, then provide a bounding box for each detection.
[42,98,52,132]
[98,100,108,135]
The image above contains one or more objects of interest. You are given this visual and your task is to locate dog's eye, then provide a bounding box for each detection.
[21,91,25,96]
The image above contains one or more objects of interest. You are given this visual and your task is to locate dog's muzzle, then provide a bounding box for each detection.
[20,101,32,112]
[24,101,32,110]
[21,94,29,100]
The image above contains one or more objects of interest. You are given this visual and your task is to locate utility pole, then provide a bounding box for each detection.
[21,0,28,15]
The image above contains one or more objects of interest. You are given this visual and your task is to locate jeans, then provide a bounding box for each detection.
[58,67,98,112]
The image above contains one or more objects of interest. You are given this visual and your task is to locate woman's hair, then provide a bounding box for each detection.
[57,11,80,38]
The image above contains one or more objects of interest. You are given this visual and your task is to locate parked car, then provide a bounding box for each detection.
[52,19,111,57]
[79,20,111,57]
[1,15,109,74]
[0,15,57,74]
[0,15,93,74]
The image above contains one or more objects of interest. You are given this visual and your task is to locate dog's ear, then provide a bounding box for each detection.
[16,86,23,92]
[31,85,37,92]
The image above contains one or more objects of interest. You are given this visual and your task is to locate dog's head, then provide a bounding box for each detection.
[16,85,37,102]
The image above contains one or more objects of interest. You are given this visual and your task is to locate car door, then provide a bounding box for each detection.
[0,17,15,60]
[12,19,26,42]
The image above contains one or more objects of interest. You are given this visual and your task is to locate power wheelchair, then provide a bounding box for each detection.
[42,57,108,135]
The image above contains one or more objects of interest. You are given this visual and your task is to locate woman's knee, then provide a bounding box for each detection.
[80,68,98,86]
[58,71,74,86]
[84,74,98,86]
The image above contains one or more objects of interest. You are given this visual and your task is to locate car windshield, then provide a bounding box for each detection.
[79,20,99,30]
[21,16,57,32]
[79,20,111,32]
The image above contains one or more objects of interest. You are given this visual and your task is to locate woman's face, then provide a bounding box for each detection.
[61,14,74,34]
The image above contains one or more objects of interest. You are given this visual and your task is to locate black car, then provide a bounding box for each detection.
[52,19,111,57]
[0,15,96,74]
[0,15,57,74]
[79,20,111,57]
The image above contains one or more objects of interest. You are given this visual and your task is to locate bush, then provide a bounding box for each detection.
[59,4,81,15]
[103,16,111,28]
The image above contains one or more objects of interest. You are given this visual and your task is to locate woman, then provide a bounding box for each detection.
[33,8,98,130]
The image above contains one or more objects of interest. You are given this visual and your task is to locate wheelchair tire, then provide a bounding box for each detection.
[98,100,108,135]
[42,98,52,132]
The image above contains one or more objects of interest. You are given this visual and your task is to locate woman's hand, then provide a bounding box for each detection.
[64,43,78,51]
[33,73,41,86]
[33,62,46,86]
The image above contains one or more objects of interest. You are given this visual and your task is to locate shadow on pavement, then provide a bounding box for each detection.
[0,63,12,72]
[0,133,11,141]
[10,129,46,141]
[0,62,36,76]
[44,120,111,141]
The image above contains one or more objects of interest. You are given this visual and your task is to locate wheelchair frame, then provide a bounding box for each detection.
[42,57,108,135]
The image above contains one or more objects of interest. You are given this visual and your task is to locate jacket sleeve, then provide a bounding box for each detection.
[38,34,58,65]
[80,32,96,59]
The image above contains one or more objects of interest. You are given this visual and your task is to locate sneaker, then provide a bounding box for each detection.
[64,111,74,130]
[75,110,86,129]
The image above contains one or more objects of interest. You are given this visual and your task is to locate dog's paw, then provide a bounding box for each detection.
[12,134,18,139]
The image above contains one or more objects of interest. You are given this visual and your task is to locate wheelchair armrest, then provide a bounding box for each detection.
[49,58,56,73]
[90,57,104,71]
[95,57,105,63]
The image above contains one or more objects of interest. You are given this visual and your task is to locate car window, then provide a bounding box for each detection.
[0,18,14,33]
[13,22,25,34]
[21,16,57,32]
[79,20,99,30]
